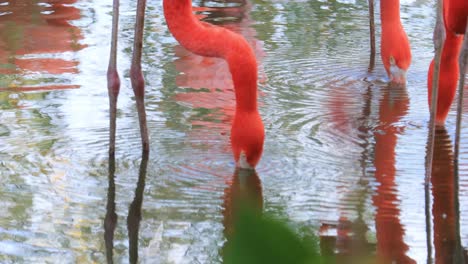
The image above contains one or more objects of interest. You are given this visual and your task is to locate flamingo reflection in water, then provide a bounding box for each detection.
[222,168,263,257]
[320,82,415,263]
[0,0,85,90]
[431,127,466,263]
[371,84,415,264]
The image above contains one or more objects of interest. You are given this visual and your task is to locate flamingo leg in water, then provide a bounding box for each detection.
[107,0,121,157]
[454,19,468,167]
[105,2,120,263]
[368,0,375,71]
[130,0,150,154]
[424,5,445,254]
[426,0,446,184]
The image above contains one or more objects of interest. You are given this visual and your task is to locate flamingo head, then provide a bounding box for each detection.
[231,110,265,169]
[381,26,412,84]
[388,56,408,84]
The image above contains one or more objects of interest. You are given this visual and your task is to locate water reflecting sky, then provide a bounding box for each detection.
[1,0,468,263]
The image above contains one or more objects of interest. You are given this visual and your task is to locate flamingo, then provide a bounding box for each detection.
[163,0,265,169]
[379,0,412,84]
[427,0,467,126]
[425,0,467,185]
[425,0,467,184]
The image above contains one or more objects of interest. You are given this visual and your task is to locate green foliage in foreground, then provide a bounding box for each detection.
[223,207,331,264]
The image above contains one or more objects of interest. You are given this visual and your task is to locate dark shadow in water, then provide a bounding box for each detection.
[430,127,465,264]
[104,151,149,264]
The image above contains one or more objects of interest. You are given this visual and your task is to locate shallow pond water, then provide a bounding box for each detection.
[1,0,468,263]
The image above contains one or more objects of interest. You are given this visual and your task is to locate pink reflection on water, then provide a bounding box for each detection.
[321,83,416,263]
[372,84,415,264]
[0,0,85,89]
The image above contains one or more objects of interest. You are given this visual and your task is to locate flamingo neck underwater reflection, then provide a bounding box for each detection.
[379,0,412,84]
[163,0,265,169]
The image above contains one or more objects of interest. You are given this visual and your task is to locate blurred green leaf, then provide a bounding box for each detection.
[224,206,329,264]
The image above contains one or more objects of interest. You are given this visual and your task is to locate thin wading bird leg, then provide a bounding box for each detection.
[368,0,376,71]
[425,0,446,184]
[105,2,120,262]
[424,0,445,259]
[131,0,150,154]
[454,19,468,169]
[107,0,121,156]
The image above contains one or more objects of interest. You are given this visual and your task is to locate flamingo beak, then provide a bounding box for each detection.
[389,56,408,84]
[237,151,254,170]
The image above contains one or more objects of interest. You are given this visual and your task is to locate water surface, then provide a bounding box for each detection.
[1,0,468,263]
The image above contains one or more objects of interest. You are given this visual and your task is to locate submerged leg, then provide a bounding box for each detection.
[105,1,120,262]
[104,151,117,264]
[131,0,150,153]
[127,151,149,264]
[368,0,375,71]
[107,0,121,156]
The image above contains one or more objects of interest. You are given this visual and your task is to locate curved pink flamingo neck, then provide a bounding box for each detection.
[163,0,258,112]
[380,0,402,22]
[163,0,264,168]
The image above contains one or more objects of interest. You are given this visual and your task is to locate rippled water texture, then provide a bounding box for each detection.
[1,0,468,263]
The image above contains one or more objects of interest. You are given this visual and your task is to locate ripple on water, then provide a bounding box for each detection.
[2,0,467,262]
